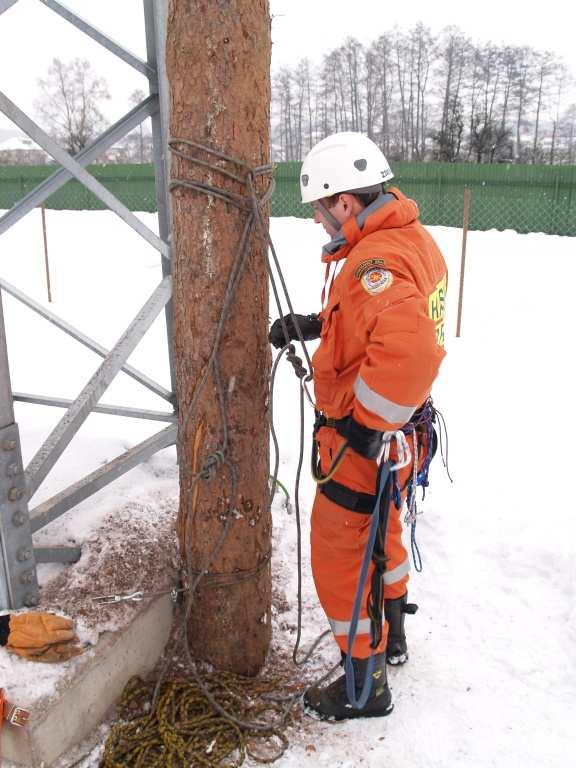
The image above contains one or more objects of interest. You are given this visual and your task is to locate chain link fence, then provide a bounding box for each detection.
[0,164,158,213]
[1,161,575,235]
[272,161,576,236]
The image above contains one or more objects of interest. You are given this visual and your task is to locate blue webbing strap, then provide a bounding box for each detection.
[345,460,394,709]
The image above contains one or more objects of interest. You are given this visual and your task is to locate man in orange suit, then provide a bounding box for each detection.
[270,132,447,720]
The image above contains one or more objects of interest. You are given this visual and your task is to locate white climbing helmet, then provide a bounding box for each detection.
[300,132,394,204]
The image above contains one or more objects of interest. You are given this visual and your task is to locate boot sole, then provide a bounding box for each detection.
[304,701,394,722]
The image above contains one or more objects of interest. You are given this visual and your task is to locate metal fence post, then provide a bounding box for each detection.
[0,289,39,609]
[40,204,53,303]
[456,186,472,338]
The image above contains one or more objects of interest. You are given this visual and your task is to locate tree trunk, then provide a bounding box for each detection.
[167,0,272,676]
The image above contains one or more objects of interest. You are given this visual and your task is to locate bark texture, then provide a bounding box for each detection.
[167,0,272,676]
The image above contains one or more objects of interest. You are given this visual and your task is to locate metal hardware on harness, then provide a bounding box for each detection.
[380,430,412,471]
[93,586,184,606]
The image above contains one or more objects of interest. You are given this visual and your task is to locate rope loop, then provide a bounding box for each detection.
[199,448,226,482]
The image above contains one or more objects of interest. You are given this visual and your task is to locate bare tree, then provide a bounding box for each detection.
[558,103,576,164]
[531,52,556,163]
[393,29,411,158]
[549,65,571,164]
[410,23,434,159]
[468,44,504,163]
[36,58,110,155]
[512,47,534,162]
[369,33,395,155]
[432,27,468,161]
[342,38,365,132]
[126,88,152,163]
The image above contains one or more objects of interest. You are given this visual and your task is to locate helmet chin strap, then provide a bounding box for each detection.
[314,200,342,234]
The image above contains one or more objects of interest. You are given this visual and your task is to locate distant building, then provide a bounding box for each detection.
[0,135,49,165]
[99,143,131,164]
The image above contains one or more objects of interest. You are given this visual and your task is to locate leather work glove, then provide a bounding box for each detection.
[336,415,385,460]
[0,612,83,663]
[11,641,84,664]
[268,313,322,349]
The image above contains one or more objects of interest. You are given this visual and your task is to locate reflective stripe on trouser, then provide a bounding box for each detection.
[310,464,411,659]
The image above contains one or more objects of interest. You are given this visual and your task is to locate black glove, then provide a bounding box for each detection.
[268,313,322,349]
[336,415,384,460]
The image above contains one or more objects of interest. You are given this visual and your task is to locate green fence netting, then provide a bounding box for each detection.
[1,161,575,235]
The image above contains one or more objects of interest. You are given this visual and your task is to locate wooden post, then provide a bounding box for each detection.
[40,205,53,303]
[456,186,471,338]
[166,1,272,675]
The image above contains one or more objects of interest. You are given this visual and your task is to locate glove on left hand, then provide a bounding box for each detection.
[268,313,322,349]
[336,415,384,460]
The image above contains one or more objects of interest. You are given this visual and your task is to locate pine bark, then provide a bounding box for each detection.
[166,0,272,676]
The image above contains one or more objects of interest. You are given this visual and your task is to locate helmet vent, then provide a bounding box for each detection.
[301,174,309,187]
[354,158,367,171]
[323,183,329,189]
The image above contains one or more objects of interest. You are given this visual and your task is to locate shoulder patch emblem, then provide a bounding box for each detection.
[361,267,393,294]
[354,258,387,279]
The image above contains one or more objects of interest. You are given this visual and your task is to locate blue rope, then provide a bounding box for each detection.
[345,461,393,709]
[411,519,423,573]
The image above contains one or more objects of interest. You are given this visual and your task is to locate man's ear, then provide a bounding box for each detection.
[339,193,362,216]
[339,193,353,213]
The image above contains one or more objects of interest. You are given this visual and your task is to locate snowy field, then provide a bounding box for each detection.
[1,208,575,768]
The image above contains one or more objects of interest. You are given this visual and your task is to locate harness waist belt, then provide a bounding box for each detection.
[319,478,376,514]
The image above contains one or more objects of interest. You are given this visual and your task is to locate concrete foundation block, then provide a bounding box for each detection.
[4,595,173,767]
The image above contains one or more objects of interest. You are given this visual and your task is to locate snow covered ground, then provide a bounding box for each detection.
[1,208,575,767]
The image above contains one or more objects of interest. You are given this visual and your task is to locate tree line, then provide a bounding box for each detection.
[272,25,576,165]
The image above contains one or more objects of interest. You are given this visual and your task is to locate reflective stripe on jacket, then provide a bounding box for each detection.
[312,188,447,433]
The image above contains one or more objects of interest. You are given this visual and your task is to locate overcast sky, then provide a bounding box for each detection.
[0,0,574,135]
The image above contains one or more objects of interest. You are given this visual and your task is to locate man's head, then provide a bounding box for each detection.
[300,132,394,236]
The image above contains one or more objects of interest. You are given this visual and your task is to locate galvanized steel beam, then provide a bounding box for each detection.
[0,91,169,259]
[0,293,39,609]
[25,276,172,499]
[30,424,177,534]
[38,0,156,79]
[13,393,175,422]
[0,277,173,403]
[0,0,177,608]
[0,1,18,15]
[144,0,177,401]
[0,96,159,237]
[34,546,81,564]
[0,293,13,431]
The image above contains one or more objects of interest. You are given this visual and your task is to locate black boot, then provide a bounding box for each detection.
[304,652,393,721]
[385,593,418,666]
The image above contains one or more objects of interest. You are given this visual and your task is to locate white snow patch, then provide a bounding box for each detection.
[0,209,574,767]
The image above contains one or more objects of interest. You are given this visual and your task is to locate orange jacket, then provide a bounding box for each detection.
[312,188,447,433]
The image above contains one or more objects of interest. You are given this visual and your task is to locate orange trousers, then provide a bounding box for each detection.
[310,427,417,659]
